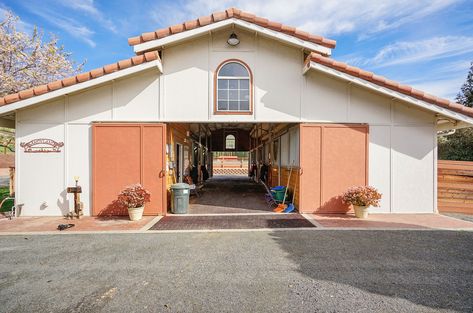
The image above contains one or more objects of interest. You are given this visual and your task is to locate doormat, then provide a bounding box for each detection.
[149,214,315,230]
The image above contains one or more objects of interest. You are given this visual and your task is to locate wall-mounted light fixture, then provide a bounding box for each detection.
[227,32,240,46]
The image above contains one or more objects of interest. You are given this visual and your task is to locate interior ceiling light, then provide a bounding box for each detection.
[227,32,240,46]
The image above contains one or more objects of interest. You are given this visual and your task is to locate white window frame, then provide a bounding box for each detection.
[215,60,252,114]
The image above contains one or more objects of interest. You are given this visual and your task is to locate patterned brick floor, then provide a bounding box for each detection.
[149,214,315,230]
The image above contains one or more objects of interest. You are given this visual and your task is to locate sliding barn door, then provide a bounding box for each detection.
[299,124,368,213]
[92,123,166,216]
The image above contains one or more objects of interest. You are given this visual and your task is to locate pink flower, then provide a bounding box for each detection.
[116,184,151,208]
[342,186,382,207]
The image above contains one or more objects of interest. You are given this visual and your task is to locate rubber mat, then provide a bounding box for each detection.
[149,214,315,230]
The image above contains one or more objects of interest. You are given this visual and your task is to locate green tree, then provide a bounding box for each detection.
[438,62,473,160]
[438,128,473,161]
[456,62,473,107]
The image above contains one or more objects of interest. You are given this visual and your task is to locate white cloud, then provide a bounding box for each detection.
[62,0,99,15]
[401,59,472,99]
[0,6,34,33]
[149,0,460,37]
[342,36,473,68]
[411,77,465,100]
[337,39,473,100]
[371,36,473,67]
[434,59,473,74]
[22,5,96,47]
[58,0,117,33]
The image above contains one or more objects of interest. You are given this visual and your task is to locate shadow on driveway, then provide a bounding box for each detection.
[270,229,473,312]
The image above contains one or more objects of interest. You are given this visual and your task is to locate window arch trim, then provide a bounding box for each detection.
[214,59,253,115]
[225,134,236,150]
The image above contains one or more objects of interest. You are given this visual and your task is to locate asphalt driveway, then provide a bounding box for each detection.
[1,230,472,313]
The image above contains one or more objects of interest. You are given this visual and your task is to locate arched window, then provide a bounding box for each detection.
[216,60,252,113]
[225,134,236,150]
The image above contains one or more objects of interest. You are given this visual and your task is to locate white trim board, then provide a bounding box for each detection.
[304,61,473,126]
[0,60,162,116]
[133,18,332,56]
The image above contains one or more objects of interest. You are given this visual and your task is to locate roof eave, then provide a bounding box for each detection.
[133,19,332,56]
[304,61,473,126]
[0,59,162,116]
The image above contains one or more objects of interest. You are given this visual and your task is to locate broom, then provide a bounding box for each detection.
[274,163,293,212]
[284,179,296,213]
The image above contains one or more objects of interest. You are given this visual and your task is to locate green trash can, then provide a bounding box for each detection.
[271,186,286,203]
[171,183,190,214]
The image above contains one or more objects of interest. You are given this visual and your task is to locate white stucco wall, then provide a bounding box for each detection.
[302,72,436,213]
[16,69,160,216]
[14,26,438,215]
[161,27,303,122]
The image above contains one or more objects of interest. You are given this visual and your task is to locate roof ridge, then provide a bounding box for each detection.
[128,7,336,49]
[306,52,473,117]
[0,51,160,106]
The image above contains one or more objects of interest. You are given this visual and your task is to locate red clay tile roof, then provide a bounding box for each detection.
[307,52,473,118]
[0,51,160,107]
[128,7,336,49]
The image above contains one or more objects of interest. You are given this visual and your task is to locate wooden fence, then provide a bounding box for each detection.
[438,160,473,213]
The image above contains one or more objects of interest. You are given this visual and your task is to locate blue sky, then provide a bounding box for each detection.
[1,0,473,100]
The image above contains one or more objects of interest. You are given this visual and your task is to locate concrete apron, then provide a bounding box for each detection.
[1,213,473,235]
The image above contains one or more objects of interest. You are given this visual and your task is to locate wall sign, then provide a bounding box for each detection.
[20,138,64,153]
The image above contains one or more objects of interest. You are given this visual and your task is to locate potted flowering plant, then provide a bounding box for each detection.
[342,186,382,219]
[117,184,151,221]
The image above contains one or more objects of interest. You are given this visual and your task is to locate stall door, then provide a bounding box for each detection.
[92,123,166,216]
[299,124,368,213]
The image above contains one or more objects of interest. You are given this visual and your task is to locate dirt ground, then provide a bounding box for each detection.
[189,175,272,214]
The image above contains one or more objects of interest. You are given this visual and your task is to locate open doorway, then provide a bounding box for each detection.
[213,151,248,176]
[166,122,300,215]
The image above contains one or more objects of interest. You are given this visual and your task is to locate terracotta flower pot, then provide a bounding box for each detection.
[354,205,369,219]
[128,206,144,221]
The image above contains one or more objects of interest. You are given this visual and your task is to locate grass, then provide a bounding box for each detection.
[0,186,13,212]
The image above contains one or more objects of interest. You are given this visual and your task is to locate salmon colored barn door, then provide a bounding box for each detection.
[299,124,368,214]
[92,123,167,216]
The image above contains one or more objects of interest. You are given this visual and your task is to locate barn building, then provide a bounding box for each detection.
[1,8,472,217]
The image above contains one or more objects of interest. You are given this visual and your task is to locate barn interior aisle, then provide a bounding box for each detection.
[188,175,270,214]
